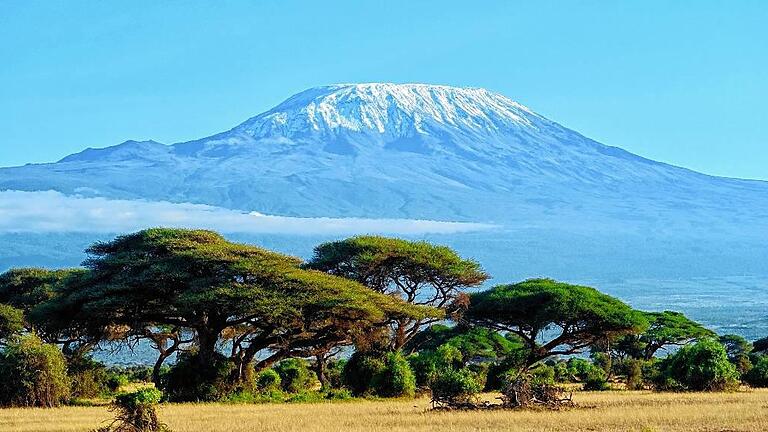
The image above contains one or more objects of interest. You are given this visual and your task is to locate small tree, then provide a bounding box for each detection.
[656,339,740,391]
[719,334,753,375]
[93,388,170,432]
[744,356,768,388]
[0,334,71,407]
[0,304,24,343]
[306,236,487,349]
[637,311,715,360]
[273,358,317,393]
[466,279,648,370]
[429,368,481,408]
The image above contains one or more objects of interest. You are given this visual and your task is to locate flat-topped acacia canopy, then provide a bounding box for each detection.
[466,278,648,367]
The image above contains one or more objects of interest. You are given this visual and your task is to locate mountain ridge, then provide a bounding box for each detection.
[0,83,766,233]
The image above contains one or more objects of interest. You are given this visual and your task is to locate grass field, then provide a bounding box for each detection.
[1,390,767,432]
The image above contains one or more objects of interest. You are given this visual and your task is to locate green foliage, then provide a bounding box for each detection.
[405,324,525,363]
[753,336,768,354]
[107,374,130,393]
[656,339,740,391]
[618,358,646,390]
[325,358,347,389]
[371,352,416,398]
[68,356,110,398]
[255,369,282,393]
[274,358,317,393]
[629,311,715,360]
[163,352,239,402]
[306,236,484,348]
[744,355,768,388]
[583,366,609,391]
[0,268,94,354]
[719,334,753,375]
[0,303,24,342]
[529,364,556,386]
[429,368,482,405]
[467,279,648,367]
[343,352,387,395]
[0,334,71,407]
[343,351,416,397]
[94,388,169,432]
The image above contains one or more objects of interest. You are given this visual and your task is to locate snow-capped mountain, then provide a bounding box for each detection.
[2,83,765,237]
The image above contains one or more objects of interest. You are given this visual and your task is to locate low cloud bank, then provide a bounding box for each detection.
[0,190,494,235]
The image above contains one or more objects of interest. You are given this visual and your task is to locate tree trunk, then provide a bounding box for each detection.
[314,354,328,389]
[152,352,169,386]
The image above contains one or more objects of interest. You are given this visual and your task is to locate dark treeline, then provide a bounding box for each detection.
[1,228,767,409]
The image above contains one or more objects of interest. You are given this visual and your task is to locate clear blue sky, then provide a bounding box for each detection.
[1,1,766,179]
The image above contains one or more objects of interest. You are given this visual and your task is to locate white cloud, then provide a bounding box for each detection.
[0,190,495,235]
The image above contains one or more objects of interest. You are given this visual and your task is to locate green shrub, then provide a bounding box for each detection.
[274,358,317,393]
[744,355,768,388]
[322,387,353,400]
[93,388,169,432]
[656,339,740,391]
[0,304,24,341]
[583,366,609,391]
[255,369,282,393]
[621,359,645,390]
[529,364,555,386]
[0,335,71,407]
[343,352,386,395]
[163,352,238,402]
[429,368,481,406]
[106,374,130,392]
[407,352,438,388]
[371,352,416,398]
[553,361,571,383]
[69,356,110,398]
[325,359,347,389]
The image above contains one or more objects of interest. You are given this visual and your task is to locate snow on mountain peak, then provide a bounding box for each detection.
[234,83,545,139]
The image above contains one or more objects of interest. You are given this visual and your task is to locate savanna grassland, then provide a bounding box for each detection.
[2,390,768,432]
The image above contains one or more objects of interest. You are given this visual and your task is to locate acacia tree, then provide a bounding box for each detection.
[40,229,438,387]
[305,236,488,350]
[613,311,715,360]
[0,267,102,357]
[466,278,648,370]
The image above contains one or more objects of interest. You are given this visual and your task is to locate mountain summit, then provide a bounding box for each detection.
[0,83,766,232]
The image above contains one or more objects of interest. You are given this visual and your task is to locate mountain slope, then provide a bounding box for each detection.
[1,83,766,236]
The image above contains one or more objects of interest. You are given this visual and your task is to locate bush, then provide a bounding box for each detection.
[656,339,740,391]
[255,369,282,393]
[620,359,645,390]
[0,335,71,407]
[744,355,768,388]
[92,388,169,432]
[553,361,571,383]
[344,351,416,397]
[407,352,438,388]
[429,368,481,407]
[583,366,609,391]
[274,359,317,393]
[343,352,386,395]
[0,304,24,341]
[371,352,416,398]
[529,364,555,386]
[69,356,110,398]
[106,374,130,392]
[163,352,239,402]
[325,359,347,389]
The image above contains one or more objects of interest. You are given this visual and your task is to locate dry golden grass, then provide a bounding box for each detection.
[1,390,768,432]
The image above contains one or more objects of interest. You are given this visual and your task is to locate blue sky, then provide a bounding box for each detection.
[1,1,766,179]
